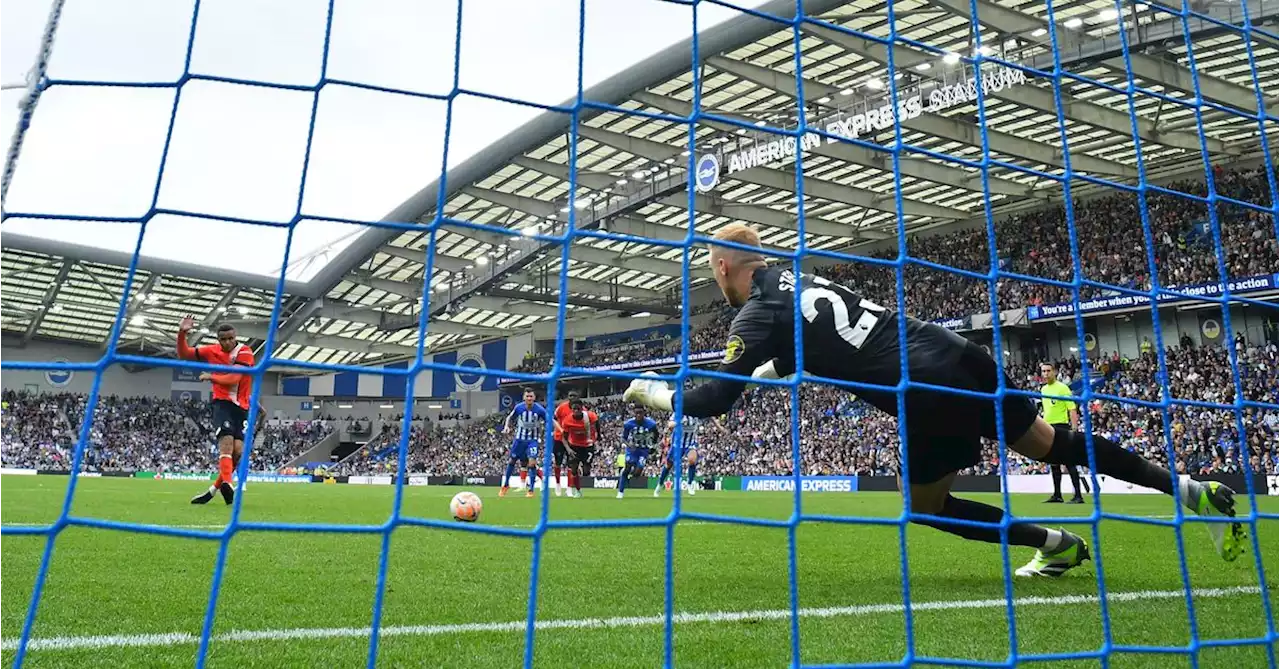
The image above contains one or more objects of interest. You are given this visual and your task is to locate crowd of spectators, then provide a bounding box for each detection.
[3,168,1274,482]
[329,339,1277,479]
[532,166,1274,366]
[5,337,1274,480]
[0,391,332,473]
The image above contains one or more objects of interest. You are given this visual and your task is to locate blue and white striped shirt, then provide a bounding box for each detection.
[509,403,547,441]
[673,415,701,451]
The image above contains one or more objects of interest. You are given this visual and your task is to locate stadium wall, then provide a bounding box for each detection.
[1031,303,1272,361]
[0,339,315,419]
[310,394,500,425]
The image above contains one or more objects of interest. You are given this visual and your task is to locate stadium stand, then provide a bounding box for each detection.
[0,391,332,473]
[12,340,1269,479]
[514,165,1275,374]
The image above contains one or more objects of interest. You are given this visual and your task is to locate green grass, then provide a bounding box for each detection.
[1,476,1275,668]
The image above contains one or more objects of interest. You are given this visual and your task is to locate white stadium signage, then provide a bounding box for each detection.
[712,66,1028,184]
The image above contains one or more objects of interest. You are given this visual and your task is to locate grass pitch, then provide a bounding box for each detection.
[1,476,1276,668]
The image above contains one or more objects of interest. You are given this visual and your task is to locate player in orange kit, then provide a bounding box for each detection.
[177,315,254,505]
[560,397,599,498]
[549,390,579,496]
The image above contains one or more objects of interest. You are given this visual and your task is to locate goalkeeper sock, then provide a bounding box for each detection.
[617,465,629,493]
[502,462,514,488]
[657,464,670,487]
[519,469,528,488]
[686,462,697,485]
[915,495,1049,548]
[1045,426,1173,495]
[552,465,561,488]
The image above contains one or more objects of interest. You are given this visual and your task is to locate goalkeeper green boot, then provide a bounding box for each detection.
[1015,530,1090,578]
[1190,481,1247,562]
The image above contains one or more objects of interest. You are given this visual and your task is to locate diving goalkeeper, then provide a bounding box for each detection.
[624,224,1246,577]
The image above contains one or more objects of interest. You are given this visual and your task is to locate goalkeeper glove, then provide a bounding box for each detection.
[623,372,674,412]
[751,360,781,380]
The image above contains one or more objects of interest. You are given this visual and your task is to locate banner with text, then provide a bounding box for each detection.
[741,476,858,492]
[1027,274,1277,321]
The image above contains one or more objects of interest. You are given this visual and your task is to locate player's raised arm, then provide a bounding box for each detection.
[176,314,199,360]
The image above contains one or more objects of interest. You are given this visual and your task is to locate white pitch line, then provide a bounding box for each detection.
[1,585,1265,653]
[0,514,1210,529]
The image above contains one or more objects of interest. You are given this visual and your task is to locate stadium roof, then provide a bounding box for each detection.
[3,0,1275,368]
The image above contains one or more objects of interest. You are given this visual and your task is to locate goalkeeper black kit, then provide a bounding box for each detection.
[680,265,1040,483]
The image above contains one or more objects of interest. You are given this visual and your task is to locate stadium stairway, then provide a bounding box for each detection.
[281,428,343,470]
[1069,370,1107,396]
[323,426,390,471]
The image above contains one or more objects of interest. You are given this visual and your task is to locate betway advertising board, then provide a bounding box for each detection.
[741,476,858,492]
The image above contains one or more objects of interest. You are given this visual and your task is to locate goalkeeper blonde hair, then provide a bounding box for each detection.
[709,223,766,267]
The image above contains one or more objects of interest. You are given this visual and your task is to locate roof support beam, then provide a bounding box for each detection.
[707,56,841,100]
[800,21,938,72]
[1101,54,1275,118]
[987,84,1234,156]
[604,215,797,252]
[809,140,1032,197]
[352,269,662,302]
[506,272,662,300]
[386,231,685,278]
[512,156,620,190]
[900,113,1136,177]
[600,216,694,244]
[631,91,752,133]
[236,325,416,358]
[576,125,685,163]
[925,0,1081,50]
[464,296,564,318]
[24,261,72,345]
[462,186,559,219]
[102,273,160,351]
[204,287,241,331]
[730,166,971,219]
[434,222,520,248]
[270,297,324,349]
[928,0,1275,117]
[801,15,1235,158]
[707,45,1137,178]
[566,243,686,277]
[660,192,890,240]
[378,244,473,273]
[312,299,395,327]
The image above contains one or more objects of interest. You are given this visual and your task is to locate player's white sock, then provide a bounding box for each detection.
[1040,528,1065,552]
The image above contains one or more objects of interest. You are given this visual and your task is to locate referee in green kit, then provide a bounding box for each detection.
[1040,363,1086,503]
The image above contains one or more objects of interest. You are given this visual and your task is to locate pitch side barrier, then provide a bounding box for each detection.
[6,470,1274,497]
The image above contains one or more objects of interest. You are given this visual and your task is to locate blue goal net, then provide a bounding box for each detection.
[1,0,1276,667]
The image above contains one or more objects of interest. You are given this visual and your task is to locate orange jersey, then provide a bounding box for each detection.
[553,401,574,440]
[561,410,599,447]
[178,333,254,409]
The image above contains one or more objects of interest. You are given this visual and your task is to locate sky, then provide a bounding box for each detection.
[1,0,762,281]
